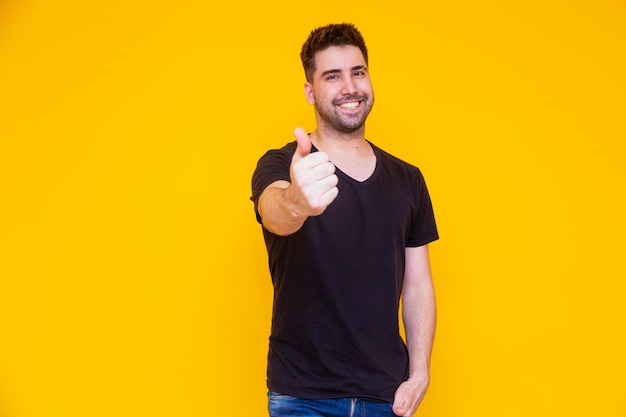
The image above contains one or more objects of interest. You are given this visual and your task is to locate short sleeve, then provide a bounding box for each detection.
[406,168,439,247]
[250,142,296,223]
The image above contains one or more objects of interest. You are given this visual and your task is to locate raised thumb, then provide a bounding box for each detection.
[293,127,311,160]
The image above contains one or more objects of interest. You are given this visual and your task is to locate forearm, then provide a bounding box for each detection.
[258,182,308,236]
[402,245,437,378]
[403,283,436,378]
[392,248,436,417]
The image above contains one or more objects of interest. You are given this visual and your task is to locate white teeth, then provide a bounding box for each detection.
[340,101,359,109]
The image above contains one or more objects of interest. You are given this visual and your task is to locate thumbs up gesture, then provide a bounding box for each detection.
[289,128,339,217]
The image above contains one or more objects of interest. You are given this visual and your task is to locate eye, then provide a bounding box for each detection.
[353,70,365,77]
[326,74,339,81]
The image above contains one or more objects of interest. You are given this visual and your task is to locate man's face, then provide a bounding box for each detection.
[305,45,374,134]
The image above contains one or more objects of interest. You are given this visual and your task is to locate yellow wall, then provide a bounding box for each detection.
[1,1,625,416]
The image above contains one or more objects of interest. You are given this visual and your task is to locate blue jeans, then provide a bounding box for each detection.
[268,392,396,417]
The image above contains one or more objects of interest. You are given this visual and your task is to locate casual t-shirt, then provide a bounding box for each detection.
[251,140,439,403]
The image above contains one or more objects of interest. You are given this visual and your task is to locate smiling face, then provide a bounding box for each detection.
[305,45,374,134]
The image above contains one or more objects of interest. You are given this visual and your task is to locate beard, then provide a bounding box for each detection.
[315,94,374,133]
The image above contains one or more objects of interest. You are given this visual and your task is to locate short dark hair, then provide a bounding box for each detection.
[300,23,369,82]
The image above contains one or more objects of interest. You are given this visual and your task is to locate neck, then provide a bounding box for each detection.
[310,125,368,155]
[310,124,376,182]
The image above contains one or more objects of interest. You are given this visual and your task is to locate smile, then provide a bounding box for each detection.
[338,101,360,109]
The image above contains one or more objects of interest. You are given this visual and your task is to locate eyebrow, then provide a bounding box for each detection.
[320,65,367,78]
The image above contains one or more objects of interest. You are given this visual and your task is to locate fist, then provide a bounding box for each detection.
[289,128,339,216]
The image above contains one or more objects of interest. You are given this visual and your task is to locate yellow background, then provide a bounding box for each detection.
[1,0,625,416]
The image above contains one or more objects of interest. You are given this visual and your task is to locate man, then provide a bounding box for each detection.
[251,23,439,417]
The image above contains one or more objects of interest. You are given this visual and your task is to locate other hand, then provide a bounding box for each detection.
[392,371,430,416]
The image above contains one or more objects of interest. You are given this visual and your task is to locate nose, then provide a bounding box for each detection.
[341,77,357,95]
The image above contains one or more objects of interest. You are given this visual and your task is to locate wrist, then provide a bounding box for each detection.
[408,357,431,380]
[282,186,307,220]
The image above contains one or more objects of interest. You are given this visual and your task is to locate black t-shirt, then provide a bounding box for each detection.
[251,140,439,403]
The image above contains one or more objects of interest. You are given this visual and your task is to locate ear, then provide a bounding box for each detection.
[304,82,315,105]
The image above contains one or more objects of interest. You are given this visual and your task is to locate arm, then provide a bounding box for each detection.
[392,245,436,417]
[258,128,338,236]
[258,179,308,236]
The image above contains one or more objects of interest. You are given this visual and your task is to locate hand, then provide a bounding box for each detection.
[392,371,430,416]
[287,127,338,216]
